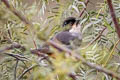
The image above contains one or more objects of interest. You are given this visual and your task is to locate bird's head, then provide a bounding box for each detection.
[62,17,80,31]
[62,17,76,27]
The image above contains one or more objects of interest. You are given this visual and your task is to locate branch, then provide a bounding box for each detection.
[14,60,19,80]
[31,50,52,63]
[1,0,37,48]
[68,73,77,80]
[107,0,120,39]
[83,27,107,49]
[104,39,120,66]
[31,48,53,64]
[79,0,89,17]
[0,42,25,53]
[1,0,32,25]
[18,64,39,80]
[47,40,120,79]
[5,53,28,61]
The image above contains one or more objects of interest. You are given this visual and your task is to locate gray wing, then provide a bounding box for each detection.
[53,31,77,45]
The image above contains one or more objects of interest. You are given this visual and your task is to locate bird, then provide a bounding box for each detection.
[52,17,82,49]
[31,17,82,57]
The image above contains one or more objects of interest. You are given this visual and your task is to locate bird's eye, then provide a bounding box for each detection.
[62,22,67,27]
[64,22,67,25]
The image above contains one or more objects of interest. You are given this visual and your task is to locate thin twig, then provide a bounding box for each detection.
[83,27,107,49]
[68,73,77,80]
[18,64,39,80]
[5,53,28,61]
[47,40,120,79]
[7,29,12,40]
[0,42,25,53]
[14,60,19,80]
[21,61,31,74]
[79,0,89,18]
[31,49,53,64]
[104,39,120,66]
[107,0,120,39]
[1,0,32,25]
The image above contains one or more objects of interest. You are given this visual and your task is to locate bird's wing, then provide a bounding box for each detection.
[53,31,76,45]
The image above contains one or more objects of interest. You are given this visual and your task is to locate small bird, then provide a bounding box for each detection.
[31,17,82,57]
[62,17,77,28]
[52,17,82,49]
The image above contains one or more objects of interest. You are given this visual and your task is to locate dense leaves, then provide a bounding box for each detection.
[0,0,120,80]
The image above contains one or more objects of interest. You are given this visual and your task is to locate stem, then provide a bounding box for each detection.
[104,39,120,67]
[14,60,19,80]
[18,64,38,80]
[107,0,120,39]
[79,0,89,17]
[47,40,120,79]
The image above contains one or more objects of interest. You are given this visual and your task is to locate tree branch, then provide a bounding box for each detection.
[1,0,32,25]
[18,64,39,80]
[14,60,19,80]
[79,0,89,17]
[83,27,107,49]
[107,0,120,39]
[5,53,28,61]
[47,40,120,79]
[0,42,25,53]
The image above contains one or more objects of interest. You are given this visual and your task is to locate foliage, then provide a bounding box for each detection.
[0,0,120,80]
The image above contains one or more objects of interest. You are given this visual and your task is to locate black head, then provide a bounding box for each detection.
[62,17,76,27]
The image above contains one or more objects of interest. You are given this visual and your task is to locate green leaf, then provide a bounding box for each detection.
[103,17,115,31]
